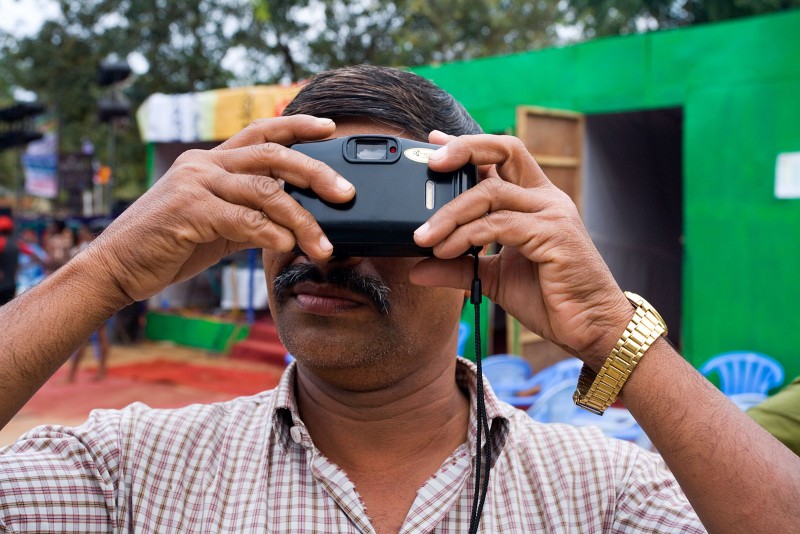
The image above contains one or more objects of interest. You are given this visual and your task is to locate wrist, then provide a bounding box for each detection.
[61,247,135,317]
[582,294,636,372]
[574,292,668,415]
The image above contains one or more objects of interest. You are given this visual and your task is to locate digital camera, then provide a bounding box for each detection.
[288,135,477,256]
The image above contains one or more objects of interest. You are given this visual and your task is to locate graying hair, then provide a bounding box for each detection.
[282,65,482,139]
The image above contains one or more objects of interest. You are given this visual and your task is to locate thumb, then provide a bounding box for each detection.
[408,256,477,292]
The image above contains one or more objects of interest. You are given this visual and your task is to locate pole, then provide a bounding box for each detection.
[14,147,25,216]
[106,119,116,215]
[247,248,256,325]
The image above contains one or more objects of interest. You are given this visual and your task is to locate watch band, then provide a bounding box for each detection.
[573,292,667,415]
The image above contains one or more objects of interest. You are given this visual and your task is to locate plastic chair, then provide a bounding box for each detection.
[527,358,583,390]
[527,378,648,446]
[699,351,785,410]
[456,321,470,357]
[482,356,582,408]
[481,355,534,404]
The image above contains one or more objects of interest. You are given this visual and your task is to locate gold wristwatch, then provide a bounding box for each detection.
[573,292,667,415]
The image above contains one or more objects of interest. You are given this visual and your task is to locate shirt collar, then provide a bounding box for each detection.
[270,358,515,454]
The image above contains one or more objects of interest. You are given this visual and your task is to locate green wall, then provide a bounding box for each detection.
[413,10,800,382]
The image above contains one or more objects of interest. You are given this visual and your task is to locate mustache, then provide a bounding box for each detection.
[273,263,391,314]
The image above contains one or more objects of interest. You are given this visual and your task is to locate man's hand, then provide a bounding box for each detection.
[92,115,354,303]
[411,131,632,369]
[412,131,800,534]
[0,115,355,430]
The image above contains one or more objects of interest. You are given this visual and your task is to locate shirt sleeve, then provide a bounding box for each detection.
[612,442,706,533]
[0,408,126,533]
[747,377,800,456]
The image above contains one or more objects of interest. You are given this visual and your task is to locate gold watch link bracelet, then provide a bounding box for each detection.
[573,292,668,415]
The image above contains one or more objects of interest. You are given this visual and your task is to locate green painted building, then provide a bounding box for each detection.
[412,10,800,382]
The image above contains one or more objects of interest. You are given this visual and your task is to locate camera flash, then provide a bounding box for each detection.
[425,180,435,209]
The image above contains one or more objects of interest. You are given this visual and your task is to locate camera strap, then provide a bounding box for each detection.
[468,252,490,534]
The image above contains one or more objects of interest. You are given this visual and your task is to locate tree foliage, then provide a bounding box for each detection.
[0,0,798,197]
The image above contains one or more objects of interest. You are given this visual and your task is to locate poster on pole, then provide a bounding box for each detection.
[22,132,58,199]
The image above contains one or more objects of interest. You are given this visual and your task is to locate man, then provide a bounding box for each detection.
[15,227,48,294]
[0,65,798,532]
[749,375,800,456]
[0,216,19,305]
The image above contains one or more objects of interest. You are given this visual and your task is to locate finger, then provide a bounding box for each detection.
[429,130,498,182]
[408,256,475,291]
[176,145,354,204]
[428,130,457,145]
[428,210,554,259]
[213,115,336,151]
[427,134,549,189]
[414,179,561,251]
[196,196,299,254]
[203,172,334,259]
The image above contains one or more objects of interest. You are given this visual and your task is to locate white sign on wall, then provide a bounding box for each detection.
[775,152,800,199]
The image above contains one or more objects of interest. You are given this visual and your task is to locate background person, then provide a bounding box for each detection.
[42,219,73,275]
[16,227,48,294]
[748,376,800,456]
[66,225,109,382]
[0,216,19,306]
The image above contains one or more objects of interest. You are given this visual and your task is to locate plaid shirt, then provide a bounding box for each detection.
[1,359,703,533]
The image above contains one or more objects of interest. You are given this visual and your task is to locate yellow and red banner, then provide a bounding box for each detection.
[137,84,302,143]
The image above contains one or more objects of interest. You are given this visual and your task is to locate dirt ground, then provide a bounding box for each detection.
[0,341,285,447]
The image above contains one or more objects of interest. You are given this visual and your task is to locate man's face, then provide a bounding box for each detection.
[262,119,465,388]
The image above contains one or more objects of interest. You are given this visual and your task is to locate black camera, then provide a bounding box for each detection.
[288,135,477,256]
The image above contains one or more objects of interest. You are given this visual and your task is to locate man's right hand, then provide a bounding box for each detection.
[89,115,353,304]
[0,115,354,430]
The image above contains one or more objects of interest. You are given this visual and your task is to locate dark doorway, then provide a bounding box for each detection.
[583,108,684,348]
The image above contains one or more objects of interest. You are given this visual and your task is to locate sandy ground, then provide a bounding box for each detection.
[0,341,284,447]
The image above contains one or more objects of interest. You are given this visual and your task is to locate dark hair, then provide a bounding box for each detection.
[282,65,482,140]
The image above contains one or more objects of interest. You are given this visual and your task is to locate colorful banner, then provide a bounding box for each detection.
[137,84,302,143]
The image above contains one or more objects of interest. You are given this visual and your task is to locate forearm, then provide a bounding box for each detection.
[620,338,800,532]
[0,249,132,429]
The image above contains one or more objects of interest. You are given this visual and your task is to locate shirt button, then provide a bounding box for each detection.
[290,426,302,444]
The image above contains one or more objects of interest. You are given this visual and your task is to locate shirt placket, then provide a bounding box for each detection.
[289,420,376,534]
[400,444,473,534]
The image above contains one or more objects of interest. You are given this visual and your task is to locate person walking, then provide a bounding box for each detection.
[0,216,19,306]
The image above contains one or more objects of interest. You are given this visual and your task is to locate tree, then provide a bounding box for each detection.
[0,0,261,198]
[562,0,800,39]
[1,0,798,198]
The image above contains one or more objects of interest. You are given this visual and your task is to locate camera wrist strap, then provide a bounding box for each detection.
[468,252,491,534]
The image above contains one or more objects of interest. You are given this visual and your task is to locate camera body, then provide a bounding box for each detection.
[288,135,477,256]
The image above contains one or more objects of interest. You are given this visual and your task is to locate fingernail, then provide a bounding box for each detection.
[414,222,430,238]
[320,235,333,253]
[336,176,354,193]
[316,117,334,126]
[428,146,448,162]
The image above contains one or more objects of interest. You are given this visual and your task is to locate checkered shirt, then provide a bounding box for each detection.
[0,358,704,532]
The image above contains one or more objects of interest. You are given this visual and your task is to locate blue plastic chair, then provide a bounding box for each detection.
[456,321,470,357]
[527,378,649,446]
[482,356,582,408]
[481,355,533,393]
[699,351,785,410]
